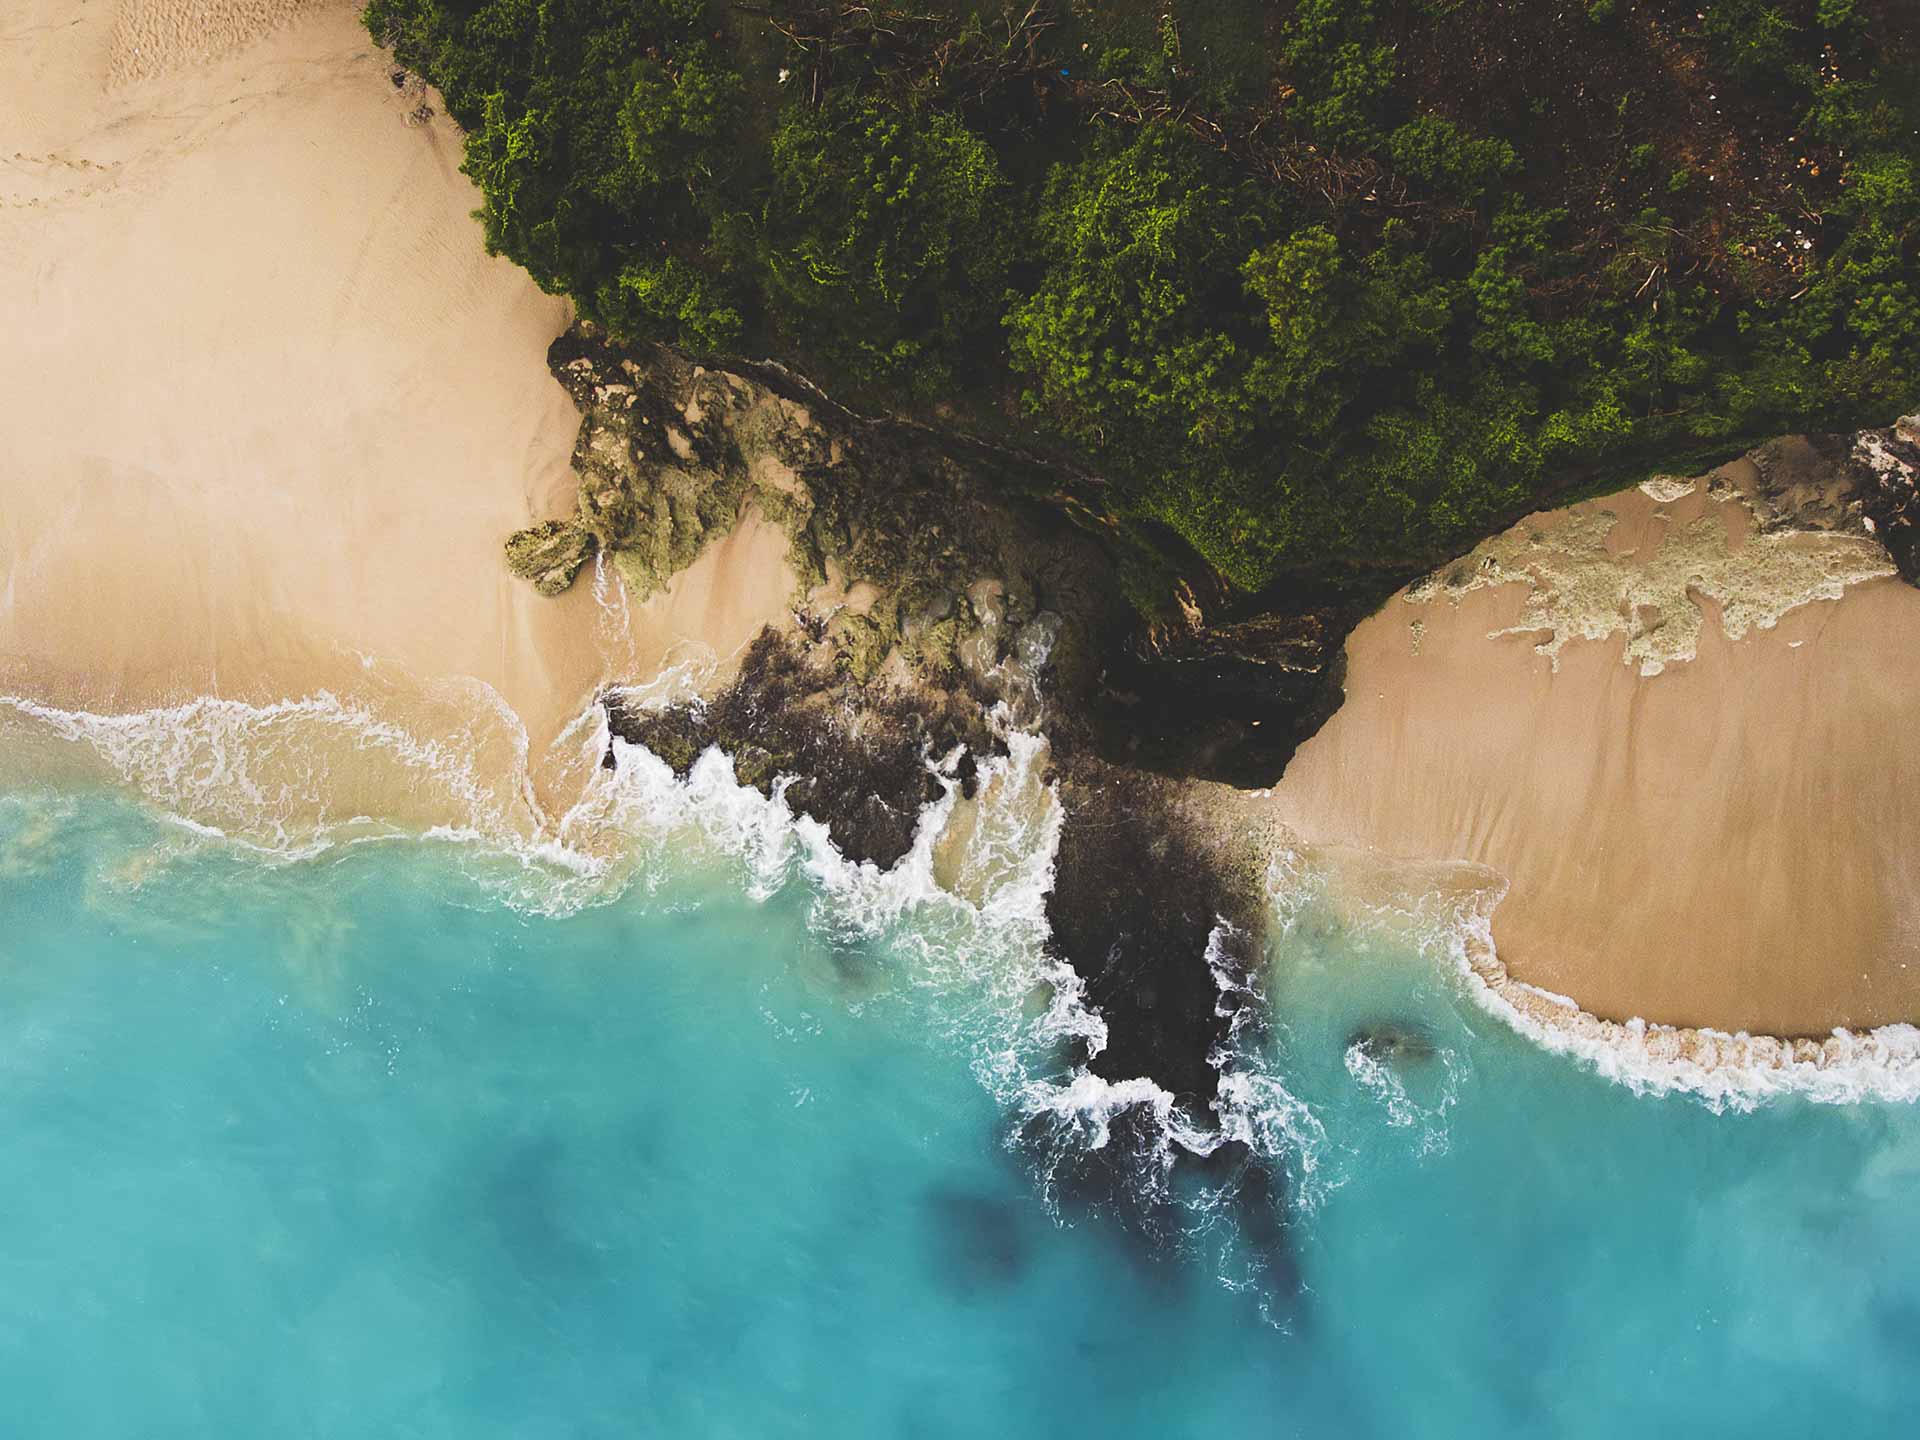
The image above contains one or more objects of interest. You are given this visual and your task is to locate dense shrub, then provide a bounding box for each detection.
[762,96,1008,390]
[367,0,1920,607]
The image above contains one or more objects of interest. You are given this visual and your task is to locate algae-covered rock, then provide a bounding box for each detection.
[829,610,893,683]
[609,547,665,602]
[731,744,777,789]
[518,325,1142,762]
[902,614,964,675]
[522,330,841,604]
[503,520,595,596]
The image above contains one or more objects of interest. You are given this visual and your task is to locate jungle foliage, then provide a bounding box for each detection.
[364,0,1920,604]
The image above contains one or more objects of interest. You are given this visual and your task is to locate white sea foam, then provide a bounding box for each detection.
[14,664,1911,1247]
[1406,496,1896,675]
[1449,901,1920,1113]
[1341,1042,1454,1154]
[540,711,1336,1234]
[1281,847,1920,1113]
[0,688,518,859]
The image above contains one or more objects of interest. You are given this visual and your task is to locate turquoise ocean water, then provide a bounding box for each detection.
[1,725,1917,1437]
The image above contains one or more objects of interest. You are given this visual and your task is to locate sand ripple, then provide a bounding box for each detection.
[107,0,319,86]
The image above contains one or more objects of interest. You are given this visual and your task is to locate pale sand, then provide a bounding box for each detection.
[1271,468,1920,1036]
[0,1,797,828]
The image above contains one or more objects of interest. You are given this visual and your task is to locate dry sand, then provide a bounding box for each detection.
[0,0,797,826]
[1271,467,1920,1036]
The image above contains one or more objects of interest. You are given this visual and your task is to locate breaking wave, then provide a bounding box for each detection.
[0,680,1331,1257]
[1276,843,1920,1114]
[5,664,1914,1261]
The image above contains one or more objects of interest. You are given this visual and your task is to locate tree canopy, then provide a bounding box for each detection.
[365,0,1920,606]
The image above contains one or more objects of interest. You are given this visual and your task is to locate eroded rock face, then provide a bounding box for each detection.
[512,329,826,601]
[1116,609,1350,787]
[1851,414,1920,583]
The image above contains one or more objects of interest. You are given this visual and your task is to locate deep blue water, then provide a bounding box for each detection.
[1,783,1916,1437]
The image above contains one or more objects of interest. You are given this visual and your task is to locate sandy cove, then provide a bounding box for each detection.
[1271,458,1920,1038]
[0,0,797,824]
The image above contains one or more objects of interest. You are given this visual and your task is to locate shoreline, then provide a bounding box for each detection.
[1261,840,1920,1110]
[10,673,1919,1113]
[4,1,1918,1096]
[1461,925,1920,1110]
[0,0,807,829]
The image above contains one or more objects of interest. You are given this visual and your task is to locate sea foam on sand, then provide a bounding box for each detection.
[1270,465,1920,1038]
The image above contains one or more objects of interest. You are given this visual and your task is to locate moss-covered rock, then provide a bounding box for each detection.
[502,520,595,596]
[528,330,835,603]
[828,610,893,684]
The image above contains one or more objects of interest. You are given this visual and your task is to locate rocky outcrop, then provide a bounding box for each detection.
[508,325,1379,788]
[611,625,1290,1269]
[557,340,1292,1258]
[508,329,826,602]
[1850,414,1920,583]
[609,628,999,870]
[512,327,1129,706]
[502,519,594,596]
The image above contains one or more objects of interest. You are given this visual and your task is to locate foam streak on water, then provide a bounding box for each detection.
[1271,844,1920,1114]
[2,675,1914,1202]
[6,693,1920,1432]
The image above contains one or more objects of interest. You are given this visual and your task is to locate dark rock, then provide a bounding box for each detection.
[922,1186,1030,1294]
[608,629,999,870]
[1346,1023,1437,1066]
[1191,1139,1302,1299]
[1114,609,1352,787]
[1046,758,1263,1110]
[1851,416,1920,584]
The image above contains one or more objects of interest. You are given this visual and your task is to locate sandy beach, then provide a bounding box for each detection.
[1272,466,1920,1036]
[0,0,797,825]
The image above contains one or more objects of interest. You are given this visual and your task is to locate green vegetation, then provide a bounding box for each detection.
[762,95,1010,390]
[365,0,1920,608]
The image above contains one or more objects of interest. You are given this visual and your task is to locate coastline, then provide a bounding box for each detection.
[1269,841,1920,1113]
[5,0,1919,1100]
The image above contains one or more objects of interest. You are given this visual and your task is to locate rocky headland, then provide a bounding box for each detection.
[507,320,1920,1211]
[509,326,1305,1252]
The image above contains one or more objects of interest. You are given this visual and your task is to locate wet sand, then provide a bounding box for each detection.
[1272,471,1920,1035]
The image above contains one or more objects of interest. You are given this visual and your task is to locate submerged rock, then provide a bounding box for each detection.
[922,1186,1030,1295]
[1346,1023,1437,1067]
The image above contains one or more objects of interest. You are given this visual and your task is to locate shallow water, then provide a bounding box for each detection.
[1,778,1916,1438]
